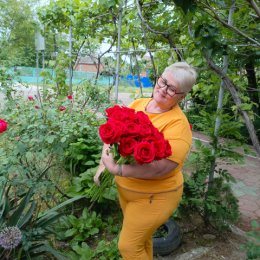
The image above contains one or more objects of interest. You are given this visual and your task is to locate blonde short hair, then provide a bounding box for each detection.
[163,62,197,93]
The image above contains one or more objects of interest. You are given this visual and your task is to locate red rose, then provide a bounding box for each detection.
[164,140,172,157]
[154,139,167,160]
[134,141,155,164]
[119,137,137,156]
[189,123,193,130]
[67,95,73,100]
[28,96,34,101]
[123,122,140,137]
[59,106,66,111]
[106,105,135,122]
[139,124,153,137]
[35,105,40,109]
[135,111,151,125]
[99,121,122,144]
[142,135,156,144]
[0,119,8,133]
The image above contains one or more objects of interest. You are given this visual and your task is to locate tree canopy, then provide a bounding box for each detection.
[0,0,259,154]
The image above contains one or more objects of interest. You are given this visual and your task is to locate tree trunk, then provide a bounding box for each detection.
[206,57,260,157]
[208,0,235,185]
[245,61,260,115]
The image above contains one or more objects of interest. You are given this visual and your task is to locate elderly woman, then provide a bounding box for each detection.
[95,62,197,260]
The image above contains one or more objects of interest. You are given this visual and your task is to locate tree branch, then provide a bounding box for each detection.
[247,0,260,18]
[135,0,168,36]
[206,56,260,157]
[135,0,183,61]
[198,2,260,46]
[73,36,87,66]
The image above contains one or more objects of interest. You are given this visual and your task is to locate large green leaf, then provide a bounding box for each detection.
[34,243,70,260]
[36,212,62,228]
[39,195,84,218]
[7,188,34,226]
[17,201,36,228]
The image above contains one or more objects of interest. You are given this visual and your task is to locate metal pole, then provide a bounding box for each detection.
[69,25,73,94]
[115,5,123,103]
[42,50,45,69]
[36,50,39,88]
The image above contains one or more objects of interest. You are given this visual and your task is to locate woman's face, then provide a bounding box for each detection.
[152,71,185,109]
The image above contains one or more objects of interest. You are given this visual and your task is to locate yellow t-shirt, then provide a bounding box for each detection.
[115,98,192,193]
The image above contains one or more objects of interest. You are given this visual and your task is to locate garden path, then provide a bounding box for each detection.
[192,131,260,232]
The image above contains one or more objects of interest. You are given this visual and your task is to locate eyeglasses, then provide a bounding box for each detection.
[156,76,185,97]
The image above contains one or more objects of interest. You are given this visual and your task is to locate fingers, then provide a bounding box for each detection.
[94,174,100,186]
[94,164,105,186]
[102,147,114,165]
[105,146,112,156]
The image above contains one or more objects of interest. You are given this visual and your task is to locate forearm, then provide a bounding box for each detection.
[104,158,178,179]
[121,159,178,179]
[101,144,178,179]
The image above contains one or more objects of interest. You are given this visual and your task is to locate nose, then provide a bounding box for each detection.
[160,85,167,93]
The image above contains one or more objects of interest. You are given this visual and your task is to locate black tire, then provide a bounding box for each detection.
[153,219,181,256]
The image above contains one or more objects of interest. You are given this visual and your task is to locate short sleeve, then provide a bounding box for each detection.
[167,139,191,165]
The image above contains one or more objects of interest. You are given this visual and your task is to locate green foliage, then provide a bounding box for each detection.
[0,79,115,258]
[56,208,104,242]
[0,87,107,195]
[187,107,245,145]
[180,139,240,230]
[172,0,197,14]
[0,181,82,260]
[64,213,120,260]
[0,68,15,101]
[0,0,36,66]
[65,137,102,175]
[241,220,260,260]
[68,237,119,260]
[55,201,120,260]
[66,167,118,202]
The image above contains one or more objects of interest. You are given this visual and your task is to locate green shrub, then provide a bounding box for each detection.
[57,209,104,242]
[180,139,240,229]
[241,220,260,260]
[0,180,82,260]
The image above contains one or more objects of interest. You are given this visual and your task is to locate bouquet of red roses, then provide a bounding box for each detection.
[88,105,172,201]
[99,105,172,163]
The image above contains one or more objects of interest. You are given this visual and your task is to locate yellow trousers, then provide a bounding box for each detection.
[117,185,183,260]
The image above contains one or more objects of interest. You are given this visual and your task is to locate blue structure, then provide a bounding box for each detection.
[126,74,153,88]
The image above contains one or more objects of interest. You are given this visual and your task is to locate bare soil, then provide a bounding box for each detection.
[156,214,247,260]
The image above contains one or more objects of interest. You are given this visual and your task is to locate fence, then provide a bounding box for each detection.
[7,67,153,88]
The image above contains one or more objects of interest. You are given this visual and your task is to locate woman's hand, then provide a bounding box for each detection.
[101,146,118,175]
[94,164,105,186]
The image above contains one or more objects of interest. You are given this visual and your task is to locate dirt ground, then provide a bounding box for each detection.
[155,214,248,260]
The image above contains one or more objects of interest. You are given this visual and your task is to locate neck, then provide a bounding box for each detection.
[146,99,176,113]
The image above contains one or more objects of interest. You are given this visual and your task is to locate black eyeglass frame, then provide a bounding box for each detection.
[156,76,185,97]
